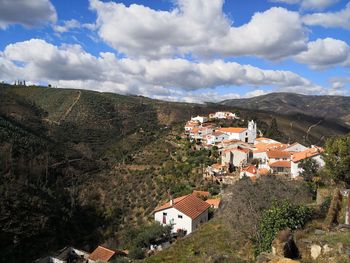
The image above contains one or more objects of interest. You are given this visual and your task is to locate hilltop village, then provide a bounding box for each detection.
[185,112,324,183]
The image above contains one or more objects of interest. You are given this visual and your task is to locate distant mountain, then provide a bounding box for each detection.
[221,93,350,127]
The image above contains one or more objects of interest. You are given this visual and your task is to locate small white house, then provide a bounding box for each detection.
[154,194,210,235]
[240,165,258,179]
[191,115,208,123]
[290,147,325,179]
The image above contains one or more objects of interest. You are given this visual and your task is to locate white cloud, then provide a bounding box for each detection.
[0,0,57,29]
[303,2,350,29]
[90,0,307,60]
[53,19,81,33]
[52,19,97,33]
[0,38,329,102]
[270,0,339,10]
[294,38,350,69]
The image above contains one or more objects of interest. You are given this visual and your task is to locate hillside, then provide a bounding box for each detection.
[1,84,350,262]
[221,93,350,127]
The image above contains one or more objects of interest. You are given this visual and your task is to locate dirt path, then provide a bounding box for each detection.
[59,91,81,123]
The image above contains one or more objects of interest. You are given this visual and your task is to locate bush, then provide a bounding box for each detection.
[255,201,312,255]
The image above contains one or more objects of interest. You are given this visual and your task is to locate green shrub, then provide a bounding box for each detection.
[255,201,312,255]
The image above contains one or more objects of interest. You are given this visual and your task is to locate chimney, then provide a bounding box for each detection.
[169,195,174,206]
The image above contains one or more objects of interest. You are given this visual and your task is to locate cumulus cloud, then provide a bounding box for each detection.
[0,38,328,102]
[303,3,350,29]
[294,38,350,69]
[0,0,57,29]
[90,0,307,60]
[270,0,339,10]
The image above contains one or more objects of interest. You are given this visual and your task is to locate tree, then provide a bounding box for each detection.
[323,133,350,186]
[299,158,319,182]
[265,118,284,141]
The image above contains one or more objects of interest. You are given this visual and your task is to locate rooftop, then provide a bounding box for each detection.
[89,246,115,262]
[154,194,210,220]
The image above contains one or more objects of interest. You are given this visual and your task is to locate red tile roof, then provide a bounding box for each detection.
[258,168,270,175]
[206,198,221,208]
[267,150,291,159]
[154,195,188,212]
[291,147,324,162]
[89,246,115,262]
[242,165,257,174]
[154,195,210,220]
[269,161,291,168]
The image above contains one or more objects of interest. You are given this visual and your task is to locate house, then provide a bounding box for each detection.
[89,246,115,262]
[222,147,250,168]
[284,142,308,153]
[154,194,210,235]
[267,150,291,163]
[219,120,256,143]
[191,115,208,123]
[270,161,291,175]
[206,198,221,209]
[185,120,200,133]
[207,162,227,176]
[205,131,229,145]
[290,146,324,178]
[35,247,90,263]
[240,165,258,179]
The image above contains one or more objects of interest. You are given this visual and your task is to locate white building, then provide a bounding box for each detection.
[290,146,325,179]
[222,147,250,167]
[219,120,257,144]
[240,165,258,179]
[205,131,229,145]
[191,115,208,123]
[154,194,210,235]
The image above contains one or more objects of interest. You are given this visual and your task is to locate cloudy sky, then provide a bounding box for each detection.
[0,0,349,102]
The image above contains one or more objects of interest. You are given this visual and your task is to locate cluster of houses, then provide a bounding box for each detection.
[185,112,325,182]
[36,245,128,263]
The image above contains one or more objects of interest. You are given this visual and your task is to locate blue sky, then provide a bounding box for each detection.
[0,0,349,102]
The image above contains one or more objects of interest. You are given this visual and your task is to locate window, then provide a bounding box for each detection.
[178,215,183,219]
[163,212,167,216]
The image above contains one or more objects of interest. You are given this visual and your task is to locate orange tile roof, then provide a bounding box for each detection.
[267,150,291,159]
[242,165,257,174]
[206,198,221,208]
[291,147,324,162]
[89,246,115,262]
[154,194,210,220]
[219,127,247,133]
[191,128,199,133]
[154,195,188,212]
[173,194,210,219]
[269,161,291,167]
[258,168,270,175]
[192,190,210,197]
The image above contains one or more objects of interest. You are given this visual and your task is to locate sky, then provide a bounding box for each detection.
[0,0,349,103]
